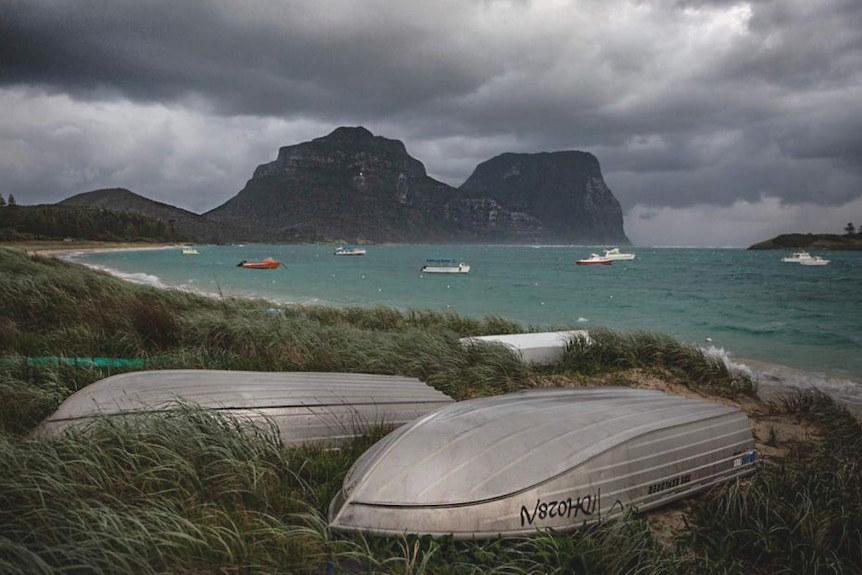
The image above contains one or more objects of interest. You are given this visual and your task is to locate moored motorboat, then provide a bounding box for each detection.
[237,257,282,269]
[781,251,814,263]
[799,255,830,266]
[601,247,635,261]
[576,253,613,265]
[328,387,757,539]
[181,247,199,255]
[334,245,367,256]
[421,258,470,273]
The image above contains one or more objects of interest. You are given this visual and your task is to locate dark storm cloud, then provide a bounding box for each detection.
[1,0,489,118]
[2,0,862,245]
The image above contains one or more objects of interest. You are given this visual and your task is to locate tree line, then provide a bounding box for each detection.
[0,193,178,242]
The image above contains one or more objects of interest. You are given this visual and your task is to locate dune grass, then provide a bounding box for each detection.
[2,245,862,573]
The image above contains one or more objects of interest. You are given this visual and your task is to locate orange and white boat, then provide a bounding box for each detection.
[576,253,613,266]
[237,257,282,269]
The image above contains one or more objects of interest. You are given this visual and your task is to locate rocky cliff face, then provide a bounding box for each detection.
[205,127,468,243]
[458,152,629,244]
[205,127,630,244]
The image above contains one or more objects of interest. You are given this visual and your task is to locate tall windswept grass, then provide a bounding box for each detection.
[678,391,862,574]
[0,407,344,573]
[561,328,755,397]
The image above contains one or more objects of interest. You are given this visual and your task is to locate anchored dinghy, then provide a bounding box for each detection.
[38,370,453,446]
[328,387,757,538]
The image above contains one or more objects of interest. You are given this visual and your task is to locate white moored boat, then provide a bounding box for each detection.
[328,387,757,539]
[601,247,636,261]
[576,253,613,265]
[37,371,453,446]
[421,258,470,273]
[181,246,199,255]
[799,255,830,266]
[781,251,814,263]
[334,245,367,256]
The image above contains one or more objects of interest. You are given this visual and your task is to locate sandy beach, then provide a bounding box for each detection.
[3,240,182,258]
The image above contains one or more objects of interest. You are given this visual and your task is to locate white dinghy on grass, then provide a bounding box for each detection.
[460,330,590,365]
[328,387,757,539]
[38,370,454,446]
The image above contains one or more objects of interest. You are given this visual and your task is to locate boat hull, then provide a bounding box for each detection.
[328,388,757,538]
[602,249,635,261]
[238,258,282,269]
[421,266,470,273]
[461,330,590,365]
[576,260,612,265]
[799,259,829,266]
[37,371,453,446]
[334,247,367,256]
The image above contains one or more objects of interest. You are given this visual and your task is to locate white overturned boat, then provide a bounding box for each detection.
[461,330,590,365]
[602,247,636,261]
[329,387,757,539]
[421,258,470,274]
[38,370,453,446]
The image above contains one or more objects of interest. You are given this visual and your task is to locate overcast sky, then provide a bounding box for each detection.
[2,0,861,246]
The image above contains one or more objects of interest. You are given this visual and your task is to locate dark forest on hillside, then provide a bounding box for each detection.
[0,199,179,243]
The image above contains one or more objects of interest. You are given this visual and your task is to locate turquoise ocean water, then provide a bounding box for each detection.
[67,244,862,408]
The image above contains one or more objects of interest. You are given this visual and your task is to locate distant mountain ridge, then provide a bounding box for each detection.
[57,127,631,245]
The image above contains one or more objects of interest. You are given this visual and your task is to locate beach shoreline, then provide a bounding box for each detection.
[2,240,181,257]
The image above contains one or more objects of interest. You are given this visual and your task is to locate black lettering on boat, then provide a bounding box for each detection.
[520,492,599,527]
[647,473,692,496]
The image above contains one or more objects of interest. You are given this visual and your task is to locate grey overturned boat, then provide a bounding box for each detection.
[38,370,453,446]
[329,387,757,538]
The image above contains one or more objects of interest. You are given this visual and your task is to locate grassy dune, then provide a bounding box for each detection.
[1,246,861,574]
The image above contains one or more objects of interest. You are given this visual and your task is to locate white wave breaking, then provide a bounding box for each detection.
[703,345,862,418]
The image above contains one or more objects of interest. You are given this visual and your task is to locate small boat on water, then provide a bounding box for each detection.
[237,257,282,269]
[799,255,830,266]
[181,247,199,255]
[781,251,815,263]
[576,253,613,265]
[421,258,470,274]
[602,247,635,261]
[328,387,757,539]
[334,245,367,256]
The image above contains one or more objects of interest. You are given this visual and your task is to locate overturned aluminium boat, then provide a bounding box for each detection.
[38,370,453,446]
[329,387,757,539]
[460,330,590,365]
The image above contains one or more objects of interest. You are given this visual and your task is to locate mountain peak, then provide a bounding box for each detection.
[321,126,375,142]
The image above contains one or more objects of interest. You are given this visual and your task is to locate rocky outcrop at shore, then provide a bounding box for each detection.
[748,233,862,250]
